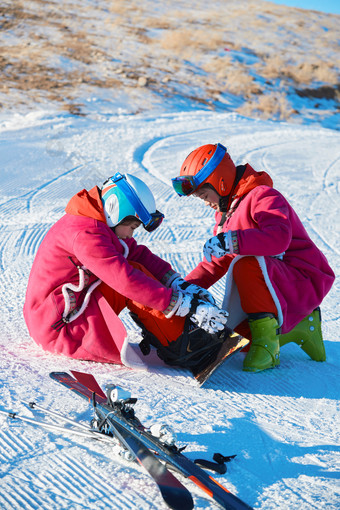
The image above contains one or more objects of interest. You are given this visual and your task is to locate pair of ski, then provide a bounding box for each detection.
[49,370,252,510]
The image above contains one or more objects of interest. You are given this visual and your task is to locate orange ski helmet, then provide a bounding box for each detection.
[173,143,236,197]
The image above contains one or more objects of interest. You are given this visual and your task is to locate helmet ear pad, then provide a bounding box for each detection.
[204,153,236,197]
[102,193,119,227]
[102,187,135,227]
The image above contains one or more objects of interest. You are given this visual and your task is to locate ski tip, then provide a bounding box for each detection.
[50,371,73,380]
[70,371,107,399]
[50,371,106,400]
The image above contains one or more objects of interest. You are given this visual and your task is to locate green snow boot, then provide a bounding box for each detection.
[243,314,280,373]
[279,307,326,361]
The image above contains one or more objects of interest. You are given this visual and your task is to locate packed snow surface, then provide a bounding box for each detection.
[0,109,339,509]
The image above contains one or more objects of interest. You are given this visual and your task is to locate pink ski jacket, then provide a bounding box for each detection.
[186,164,335,333]
[23,186,173,363]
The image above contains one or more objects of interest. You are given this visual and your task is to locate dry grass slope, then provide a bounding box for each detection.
[0,0,339,123]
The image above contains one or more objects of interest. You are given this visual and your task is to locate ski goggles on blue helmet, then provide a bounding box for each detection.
[110,172,164,232]
[172,143,226,196]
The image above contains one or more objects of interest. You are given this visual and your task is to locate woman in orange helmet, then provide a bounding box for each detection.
[172,143,335,373]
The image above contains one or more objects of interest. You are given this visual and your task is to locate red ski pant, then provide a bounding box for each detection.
[232,256,277,340]
[98,256,277,346]
[97,261,185,347]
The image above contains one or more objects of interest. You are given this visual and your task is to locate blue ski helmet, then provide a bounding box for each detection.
[101,172,164,232]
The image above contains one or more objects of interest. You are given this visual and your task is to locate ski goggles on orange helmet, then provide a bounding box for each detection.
[111,173,164,232]
[172,143,227,196]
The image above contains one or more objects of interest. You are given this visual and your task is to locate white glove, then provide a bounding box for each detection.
[191,301,229,333]
[203,231,233,262]
[170,276,215,305]
[166,292,228,334]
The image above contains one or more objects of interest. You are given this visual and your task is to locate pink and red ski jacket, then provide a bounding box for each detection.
[186,164,335,333]
[23,186,172,363]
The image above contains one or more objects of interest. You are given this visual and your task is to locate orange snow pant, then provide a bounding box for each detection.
[98,256,277,347]
[97,261,185,347]
[232,256,277,341]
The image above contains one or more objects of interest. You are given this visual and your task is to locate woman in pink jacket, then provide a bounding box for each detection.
[172,143,335,373]
[24,172,228,368]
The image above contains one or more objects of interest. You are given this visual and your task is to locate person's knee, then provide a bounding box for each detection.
[233,256,257,283]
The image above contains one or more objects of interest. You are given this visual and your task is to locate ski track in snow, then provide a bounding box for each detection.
[0,110,339,509]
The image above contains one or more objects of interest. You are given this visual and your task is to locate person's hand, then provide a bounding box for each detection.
[203,232,232,262]
[170,276,215,305]
[191,300,229,334]
[165,293,228,334]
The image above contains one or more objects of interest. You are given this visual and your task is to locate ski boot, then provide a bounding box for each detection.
[243,313,280,373]
[279,307,326,361]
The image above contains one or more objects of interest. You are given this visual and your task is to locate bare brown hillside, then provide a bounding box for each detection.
[0,0,339,123]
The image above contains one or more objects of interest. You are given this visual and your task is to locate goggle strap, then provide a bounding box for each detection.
[111,172,151,226]
[193,143,226,188]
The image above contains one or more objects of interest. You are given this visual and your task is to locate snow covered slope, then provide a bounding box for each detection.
[1,0,339,129]
[0,109,339,509]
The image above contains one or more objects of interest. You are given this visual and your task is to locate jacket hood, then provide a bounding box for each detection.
[65,186,107,223]
[234,164,273,200]
[215,164,273,228]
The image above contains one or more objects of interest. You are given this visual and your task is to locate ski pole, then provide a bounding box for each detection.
[22,400,93,432]
[0,408,115,444]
